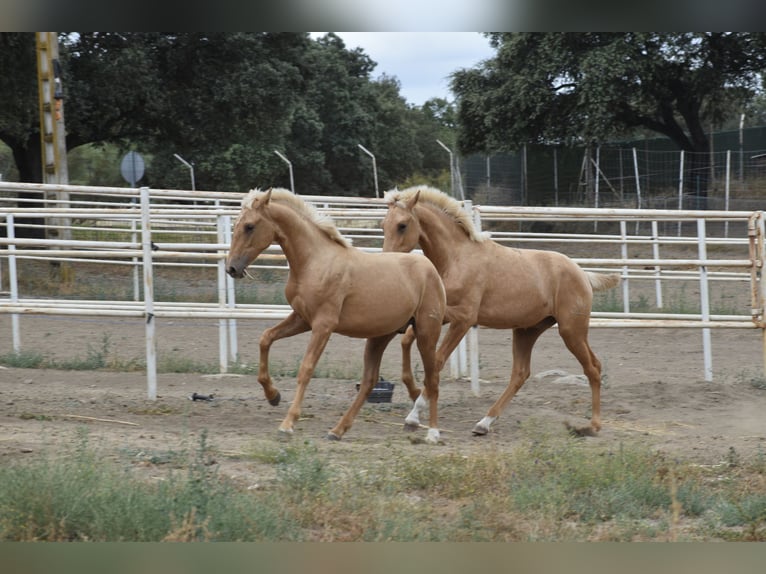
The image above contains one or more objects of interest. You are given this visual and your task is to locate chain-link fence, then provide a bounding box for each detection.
[462,126,766,214]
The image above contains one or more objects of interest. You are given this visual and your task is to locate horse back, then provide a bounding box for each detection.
[312,250,444,338]
[468,243,594,328]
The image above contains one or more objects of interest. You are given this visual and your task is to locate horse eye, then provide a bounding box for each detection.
[244,223,255,233]
[397,222,407,233]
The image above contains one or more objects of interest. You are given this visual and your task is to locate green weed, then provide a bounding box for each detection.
[2,424,766,541]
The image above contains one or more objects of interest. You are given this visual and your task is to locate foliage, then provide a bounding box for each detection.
[0,32,453,195]
[2,425,766,541]
[451,33,766,156]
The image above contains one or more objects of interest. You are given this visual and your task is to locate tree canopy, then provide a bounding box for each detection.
[451,33,766,156]
[0,32,455,195]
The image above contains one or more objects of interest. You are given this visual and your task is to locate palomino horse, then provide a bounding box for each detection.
[226,188,446,444]
[381,185,621,436]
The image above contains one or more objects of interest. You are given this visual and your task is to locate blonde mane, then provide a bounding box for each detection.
[384,185,487,242]
[242,188,352,248]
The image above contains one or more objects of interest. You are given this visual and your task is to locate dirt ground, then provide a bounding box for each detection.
[1,310,765,483]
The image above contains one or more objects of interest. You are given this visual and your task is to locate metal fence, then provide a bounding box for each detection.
[1,181,764,400]
[462,126,766,213]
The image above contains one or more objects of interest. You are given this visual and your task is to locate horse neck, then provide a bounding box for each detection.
[415,204,467,272]
[267,203,337,269]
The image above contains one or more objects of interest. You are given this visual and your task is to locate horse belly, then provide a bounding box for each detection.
[476,291,553,329]
[332,253,441,338]
[334,301,415,338]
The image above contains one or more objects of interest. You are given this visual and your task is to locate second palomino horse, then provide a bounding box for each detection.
[226,188,447,444]
[381,185,621,436]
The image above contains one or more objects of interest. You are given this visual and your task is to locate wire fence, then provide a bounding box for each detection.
[461,127,766,214]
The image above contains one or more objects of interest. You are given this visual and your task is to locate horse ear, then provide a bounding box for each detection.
[405,189,421,209]
[261,188,273,207]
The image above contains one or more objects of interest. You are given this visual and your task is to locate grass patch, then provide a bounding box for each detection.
[0,334,221,375]
[3,425,766,541]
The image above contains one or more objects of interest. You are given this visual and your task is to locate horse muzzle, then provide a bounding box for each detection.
[226,265,244,278]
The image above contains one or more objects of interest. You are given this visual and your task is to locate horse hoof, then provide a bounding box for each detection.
[326,432,341,441]
[268,392,281,407]
[403,421,420,432]
[425,428,441,445]
[564,421,598,437]
[472,424,489,436]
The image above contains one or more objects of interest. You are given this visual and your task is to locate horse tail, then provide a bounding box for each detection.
[587,271,621,292]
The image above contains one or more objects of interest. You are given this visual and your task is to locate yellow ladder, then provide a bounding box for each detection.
[36,32,72,280]
[36,32,67,185]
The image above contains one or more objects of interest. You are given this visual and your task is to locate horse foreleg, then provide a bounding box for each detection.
[473,321,553,436]
[278,326,331,435]
[258,312,311,406]
[433,320,472,373]
[328,333,396,441]
[399,325,422,401]
[406,317,443,445]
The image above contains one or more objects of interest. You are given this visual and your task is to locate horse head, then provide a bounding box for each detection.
[381,188,421,253]
[226,188,278,278]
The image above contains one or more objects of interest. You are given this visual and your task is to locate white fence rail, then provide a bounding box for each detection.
[1,181,763,399]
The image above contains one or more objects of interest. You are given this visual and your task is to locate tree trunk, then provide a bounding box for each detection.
[7,134,46,239]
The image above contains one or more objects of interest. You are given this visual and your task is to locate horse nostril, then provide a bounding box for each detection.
[226,266,237,277]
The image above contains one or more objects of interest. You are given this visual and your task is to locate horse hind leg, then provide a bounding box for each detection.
[328,332,397,440]
[473,319,554,436]
[399,325,422,401]
[407,317,442,445]
[558,322,603,436]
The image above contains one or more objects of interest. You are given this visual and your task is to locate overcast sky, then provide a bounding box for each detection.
[311,32,496,106]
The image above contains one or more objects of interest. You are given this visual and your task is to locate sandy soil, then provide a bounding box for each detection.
[1,311,765,483]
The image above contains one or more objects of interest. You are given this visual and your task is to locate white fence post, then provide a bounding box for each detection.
[677,150,685,237]
[758,213,766,378]
[697,218,713,381]
[6,214,20,353]
[131,217,140,301]
[223,214,238,363]
[725,150,731,238]
[216,203,229,373]
[620,220,630,313]
[632,147,642,234]
[140,187,158,400]
[651,220,663,308]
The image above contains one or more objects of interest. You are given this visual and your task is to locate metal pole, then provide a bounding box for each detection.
[7,214,20,353]
[632,147,641,234]
[216,203,229,374]
[436,140,453,197]
[357,144,379,198]
[739,112,745,188]
[274,150,295,194]
[140,187,157,400]
[223,214,238,362]
[436,140,464,200]
[173,153,195,191]
[620,220,630,314]
[553,147,559,206]
[469,326,479,396]
[521,144,527,205]
[677,150,685,237]
[697,218,713,381]
[131,219,139,301]
[651,220,663,308]
[594,145,600,232]
[725,150,731,238]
